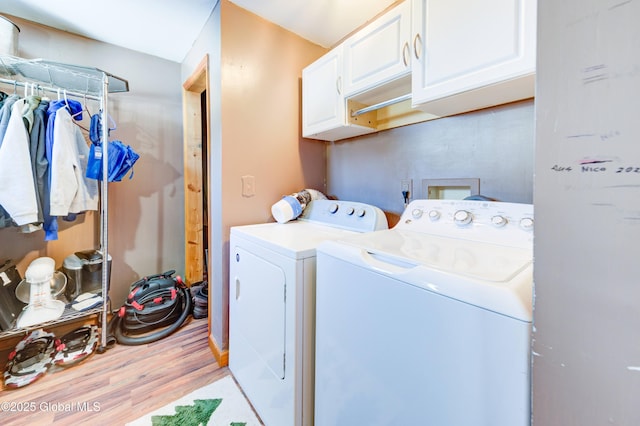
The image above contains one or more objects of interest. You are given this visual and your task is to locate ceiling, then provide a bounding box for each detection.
[0,0,397,63]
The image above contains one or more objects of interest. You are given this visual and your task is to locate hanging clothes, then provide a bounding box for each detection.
[0,94,19,148]
[0,97,50,231]
[0,90,12,228]
[0,87,125,240]
[49,106,98,216]
[0,99,39,226]
[28,98,49,227]
[21,95,40,132]
[42,100,76,239]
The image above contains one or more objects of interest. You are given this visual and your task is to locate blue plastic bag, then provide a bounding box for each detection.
[86,114,139,182]
[86,140,139,182]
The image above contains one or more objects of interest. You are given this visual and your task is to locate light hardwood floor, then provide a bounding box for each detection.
[0,318,234,425]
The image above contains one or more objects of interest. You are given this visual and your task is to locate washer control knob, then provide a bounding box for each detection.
[412,209,423,219]
[519,217,534,231]
[329,203,339,214]
[453,210,473,226]
[356,209,366,218]
[428,210,440,221]
[346,207,355,216]
[491,215,508,227]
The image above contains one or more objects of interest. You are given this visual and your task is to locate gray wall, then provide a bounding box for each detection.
[533,0,640,424]
[326,99,534,214]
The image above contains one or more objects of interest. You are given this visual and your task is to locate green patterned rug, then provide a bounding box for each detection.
[127,376,261,426]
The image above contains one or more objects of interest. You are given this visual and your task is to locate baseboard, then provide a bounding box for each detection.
[208,333,229,367]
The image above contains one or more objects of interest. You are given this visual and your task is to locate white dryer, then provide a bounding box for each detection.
[229,199,387,426]
[314,199,534,426]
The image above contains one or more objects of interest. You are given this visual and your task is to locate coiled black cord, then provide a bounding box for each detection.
[108,285,192,346]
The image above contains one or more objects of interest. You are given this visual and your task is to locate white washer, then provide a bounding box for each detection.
[229,199,388,426]
[314,199,534,426]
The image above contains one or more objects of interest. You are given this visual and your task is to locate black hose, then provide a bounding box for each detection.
[109,285,192,346]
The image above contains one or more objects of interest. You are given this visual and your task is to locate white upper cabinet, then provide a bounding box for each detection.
[343,1,412,98]
[411,0,536,116]
[302,0,537,142]
[302,46,344,137]
[302,46,375,141]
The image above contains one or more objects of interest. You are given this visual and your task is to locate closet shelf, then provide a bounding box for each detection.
[0,53,129,95]
[0,306,104,339]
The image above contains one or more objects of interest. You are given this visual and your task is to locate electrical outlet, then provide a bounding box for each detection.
[401,179,412,205]
[401,179,412,195]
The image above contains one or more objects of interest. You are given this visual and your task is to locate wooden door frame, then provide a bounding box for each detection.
[183,55,210,287]
[183,55,228,367]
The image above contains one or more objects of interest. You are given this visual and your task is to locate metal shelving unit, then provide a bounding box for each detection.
[0,307,103,339]
[0,54,129,350]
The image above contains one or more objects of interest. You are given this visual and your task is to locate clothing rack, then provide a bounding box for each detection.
[0,77,102,101]
[0,54,129,351]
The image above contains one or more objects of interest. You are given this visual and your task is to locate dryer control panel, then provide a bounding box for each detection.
[299,199,388,232]
[397,199,533,249]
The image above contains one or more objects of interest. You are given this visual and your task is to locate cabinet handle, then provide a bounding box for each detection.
[336,76,342,95]
[413,33,422,60]
[402,42,410,67]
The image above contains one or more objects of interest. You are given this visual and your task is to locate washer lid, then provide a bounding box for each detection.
[318,229,533,321]
[349,229,532,283]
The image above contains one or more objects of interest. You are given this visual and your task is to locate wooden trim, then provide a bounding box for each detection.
[375,98,440,131]
[183,55,209,91]
[347,99,377,128]
[208,333,229,367]
[183,55,221,368]
[182,54,211,286]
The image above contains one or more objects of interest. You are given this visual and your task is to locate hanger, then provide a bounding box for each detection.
[92,109,118,136]
[73,121,90,133]
[108,114,117,132]
[65,91,82,120]
[22,82,36,98]
[41,86,50,101]
[56,89,86,131]
[83,93,91,116]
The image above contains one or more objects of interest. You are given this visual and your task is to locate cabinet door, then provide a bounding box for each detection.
[302,47,345,137]
[343,1,412,97]
[411,0,536,112]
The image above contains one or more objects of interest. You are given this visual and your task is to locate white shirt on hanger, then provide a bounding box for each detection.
[49,107,99,216]
[0,99,39,226]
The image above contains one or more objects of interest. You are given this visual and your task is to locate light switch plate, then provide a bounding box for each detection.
[241,175,255,197]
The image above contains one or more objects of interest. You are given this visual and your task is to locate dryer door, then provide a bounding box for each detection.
[231,246,286,379]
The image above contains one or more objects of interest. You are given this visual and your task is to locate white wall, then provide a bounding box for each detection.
[0,17,184,307]
[533,0,640,423]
